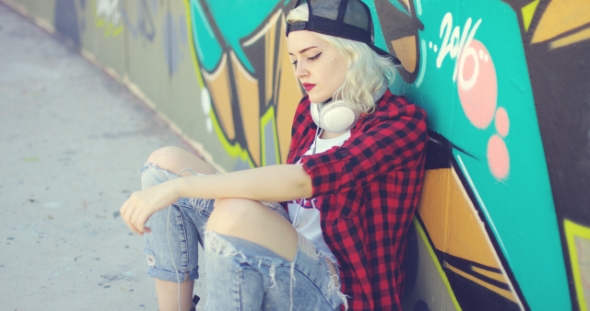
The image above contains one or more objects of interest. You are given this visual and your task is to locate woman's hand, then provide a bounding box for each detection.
[119,179,182,235]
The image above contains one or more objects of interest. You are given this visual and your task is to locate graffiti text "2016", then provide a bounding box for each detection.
[436,12,482,81]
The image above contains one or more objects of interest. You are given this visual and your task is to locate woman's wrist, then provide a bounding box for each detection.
[173,174,199,199]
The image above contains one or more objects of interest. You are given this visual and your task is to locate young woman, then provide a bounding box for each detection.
[120,0,428,310]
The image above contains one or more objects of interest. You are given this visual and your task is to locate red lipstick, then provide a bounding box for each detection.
[302,83,315,92]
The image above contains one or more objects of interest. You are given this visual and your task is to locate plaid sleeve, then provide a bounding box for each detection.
[301,99,428,197]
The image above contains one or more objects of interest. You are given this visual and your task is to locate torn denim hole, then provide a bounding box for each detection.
[205,231,297,310]
[297,232,318,261]
[269,263,277,289]
[326,267,349,311]
[189,197,212,214]
[298,232,349,310]
[204,231,246,260]
[147,254,155,267]
[289,260,297,311]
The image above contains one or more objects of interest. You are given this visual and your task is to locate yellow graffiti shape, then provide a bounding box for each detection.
[532,0,590,44]
[564,219,590,311]
[201,54,236,141]
[419,168,505,267]
[412,218,462,311]
[242,11,302,164]
[417,168,524,307]
[230,51,261,166]
[274,34,303,163]
[521,0,540,32]
[391,36,418,74]
[184,1,302,168]
[260,106,280,166]
[551,27,590,50]
[209,10,302,167]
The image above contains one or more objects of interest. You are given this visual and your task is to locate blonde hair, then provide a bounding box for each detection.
[286,4,397,113]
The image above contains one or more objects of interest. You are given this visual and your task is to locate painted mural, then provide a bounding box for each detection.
[500,1,590,309]
[187,0,302,169]
[5,0,588,309]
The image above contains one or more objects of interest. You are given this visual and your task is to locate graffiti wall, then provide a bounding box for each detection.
[4,0,588,309]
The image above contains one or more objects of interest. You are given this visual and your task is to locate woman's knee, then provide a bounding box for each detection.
[147,146,216,176]
[209,198,254,229]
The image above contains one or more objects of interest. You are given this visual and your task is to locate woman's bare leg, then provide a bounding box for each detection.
[154,280,194,311]
[206,198,299,261]
[146,146,216,311]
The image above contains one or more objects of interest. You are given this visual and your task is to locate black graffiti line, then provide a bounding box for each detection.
[415,213,527,309]
[239,7,293,162]
[450,156,531,310]
[120,0,155,41]
[196,0,252,148]
[139,0,156,41]
[196,0,229,50]
[239,6,292,109]
[443,255,511,291]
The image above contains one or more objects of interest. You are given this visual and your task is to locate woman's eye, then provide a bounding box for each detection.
[291,60,298,66]
[308,52,322,61]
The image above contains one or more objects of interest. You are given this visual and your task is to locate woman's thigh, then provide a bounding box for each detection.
[207,198,299,261]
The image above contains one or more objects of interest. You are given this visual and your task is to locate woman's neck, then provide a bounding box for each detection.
[320,129,347,139]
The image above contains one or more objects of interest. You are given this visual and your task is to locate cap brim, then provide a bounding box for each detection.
[370,44,401,65]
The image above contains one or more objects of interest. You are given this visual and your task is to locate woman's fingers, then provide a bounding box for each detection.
[120,182,178,235]
[131,194,150,234]
[132,205,149,234]
[120,194,146,235]
[119,200,135,233]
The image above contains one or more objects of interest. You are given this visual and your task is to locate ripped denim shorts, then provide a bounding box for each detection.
[140,163,347,310]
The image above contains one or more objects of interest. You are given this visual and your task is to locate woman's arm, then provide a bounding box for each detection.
[178,164,312,201]
[120,164,312,234]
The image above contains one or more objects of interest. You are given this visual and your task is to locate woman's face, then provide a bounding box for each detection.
[287,30,347,103]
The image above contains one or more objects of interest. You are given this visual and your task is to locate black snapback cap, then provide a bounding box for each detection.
[286,0,401,65]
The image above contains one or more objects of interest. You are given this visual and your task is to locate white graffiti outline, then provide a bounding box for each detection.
[435,12,482,83]
[96,0,121,25]
[416,39,427,87]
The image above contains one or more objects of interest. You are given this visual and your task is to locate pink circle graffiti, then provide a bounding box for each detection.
[495,107,509,137]
[487,134,510,180]
[457,40,497,129]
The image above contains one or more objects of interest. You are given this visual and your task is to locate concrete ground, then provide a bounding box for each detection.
[0,3,206,310]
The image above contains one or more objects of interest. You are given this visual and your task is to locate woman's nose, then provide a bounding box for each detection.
[295,62,308,79]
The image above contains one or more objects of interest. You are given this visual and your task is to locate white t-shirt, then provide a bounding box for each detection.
[288,129,351,263]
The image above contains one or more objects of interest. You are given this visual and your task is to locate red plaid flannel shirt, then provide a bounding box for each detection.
[285,90,428,311]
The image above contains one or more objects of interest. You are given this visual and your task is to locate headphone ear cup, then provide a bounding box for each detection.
[319,100,359,132]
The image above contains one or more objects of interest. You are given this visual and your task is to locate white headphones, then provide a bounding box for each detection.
[310,99,359,133]
[310,86,388,133]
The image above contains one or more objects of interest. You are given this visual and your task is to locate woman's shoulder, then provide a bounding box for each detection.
[374,91,427,121]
